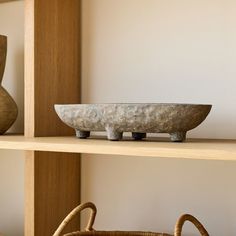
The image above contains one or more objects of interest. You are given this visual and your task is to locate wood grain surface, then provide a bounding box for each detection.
[1,135,236,161]
[24,0,81,235]
[0,0,19,3]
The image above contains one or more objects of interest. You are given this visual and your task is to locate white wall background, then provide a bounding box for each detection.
[0,1,24,236]
[81,1,236,235]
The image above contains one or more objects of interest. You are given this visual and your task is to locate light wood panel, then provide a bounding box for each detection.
[1,135,236,161]
[25,151,81,236]
[0,0,19,3]
[24,0,81,235]
[25,0,81,137]
[34,152,80,236]
[25,152,35,236]
[25,0,34,137]
[33,0,81,137]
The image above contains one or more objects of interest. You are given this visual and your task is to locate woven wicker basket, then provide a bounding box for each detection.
[53,202,209,236]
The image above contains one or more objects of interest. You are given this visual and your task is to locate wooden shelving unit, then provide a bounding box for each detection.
[24,0,81,235]
[0,0,19,3]
[1,135,236,161]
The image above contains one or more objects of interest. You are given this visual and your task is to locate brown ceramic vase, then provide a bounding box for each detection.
[0,35,18,134]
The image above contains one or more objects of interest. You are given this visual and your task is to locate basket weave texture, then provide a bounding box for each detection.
[53,202,209,236]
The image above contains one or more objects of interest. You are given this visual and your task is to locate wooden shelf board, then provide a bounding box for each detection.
[0,0,19,3]
[0,135,236,161]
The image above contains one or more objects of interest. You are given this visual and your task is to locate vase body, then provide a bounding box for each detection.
[0,35,18,134]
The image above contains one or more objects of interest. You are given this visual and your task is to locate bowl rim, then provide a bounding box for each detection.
[55,103,212,107]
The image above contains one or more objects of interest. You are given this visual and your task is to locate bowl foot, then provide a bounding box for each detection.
[76,130,90,139]
[132,132,146,140]
[106,127,123,141]
[169,131,187,142]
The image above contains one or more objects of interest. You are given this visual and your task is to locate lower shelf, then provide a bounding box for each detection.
[0,134,236,161]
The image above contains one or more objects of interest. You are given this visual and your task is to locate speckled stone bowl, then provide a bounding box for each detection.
[55,103,212,141]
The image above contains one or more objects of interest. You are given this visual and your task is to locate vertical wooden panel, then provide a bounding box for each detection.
[25,0,81,137]
[25,151,81,236]
[25,152,35,236]
[25,0,81,235]
[34,0,81,136]
[34,152,80,235]
[25,0,35,138]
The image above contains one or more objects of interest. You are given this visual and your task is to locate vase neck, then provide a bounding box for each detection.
[0,36,7,84]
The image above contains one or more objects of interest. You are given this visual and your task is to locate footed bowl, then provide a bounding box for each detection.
[55,103,212,142]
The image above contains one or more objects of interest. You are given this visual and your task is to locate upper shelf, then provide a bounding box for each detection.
[0,135,236,161]
[0,0,19,3]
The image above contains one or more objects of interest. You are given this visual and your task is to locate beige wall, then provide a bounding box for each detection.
[0,1,24,236]
[81,1,236,235]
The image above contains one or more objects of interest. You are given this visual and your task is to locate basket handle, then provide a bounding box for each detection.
[174,214,209,236]
[53,202,97,236]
